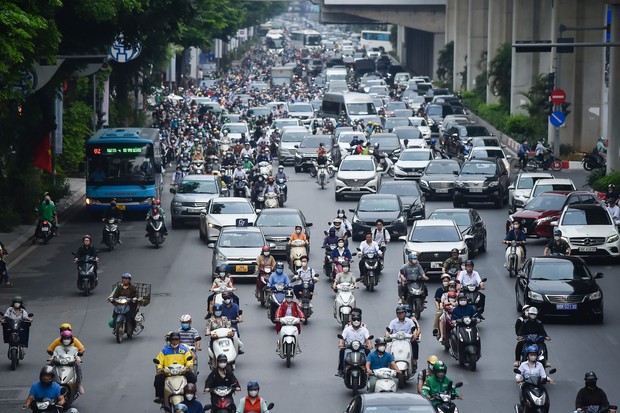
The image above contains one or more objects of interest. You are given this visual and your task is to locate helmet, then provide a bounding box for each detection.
[608,184,616,190]
[408,253,418,261]
[174,404,189,413]
[450,248,459,254]
[333,218,342,227]
[527,307,539,317]
[180,314,192,323]
[278,165,284,170]
[329,227,336,235]
[39,365,55,385]
[432,360,447,373]
[464,259,474,267]
[525,344,539,355]
[217,354,228,362]
[268,176,275,183]
[60,330,73,339]
[375,337,387,346]
[440,273,451,281]
[553,229,562,236]
[427,355,439,365]
[448,280,457,287]
[121,272,132,279]
[183,383,197,395]
[584,371,598,381]
[457,293,468,304]
[247,381,260,390]
[396,305,407,314]
[168,332,181,341]
[447,291,458,299]
[284,289,294,299]
[521,304,531,313]
[276,261,285,270]
[83,235,92,242]
[262,246,271,253]
[12,296,23,304]
[218,264,229,274]
[153,199,161,206]
[374,143,380,148]
[59,323,72,332]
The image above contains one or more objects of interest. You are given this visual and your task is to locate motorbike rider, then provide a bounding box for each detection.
[102,198,123,244]
[176,314,201,356]
[255,150,270,164]
[398,253,429,304]
[293,257,318,302]
[331,218,351,243]
[221,291,244,340]
[274,165,288,191]
[514,305,531,363]
[322,227,340,249]
[371,219,391,254]
[267,262,291,288]
[432,275,453,338]
[236,381,272,413]
[154,331,196,404]
[233,163,247,181]
[222,152,236,168]
[35,193,58,237]
[336,312,371,377]
[575,372,613,412]
[386,306,420,370]
[242,155,255,171]
[220,168,233,191]
[451,292,478,320]
[289,225,308,248]
[366,338,401,392]
[257,246,276,275]
[422,361,462,405]
[504,220,527,257]
[241,143,254,159]
[517,141,531,169]
[595,136,607,161]
[251,175,266,207]
[203,354,241,408]
[336,209,353,234]
[330,237,352,263]
[73,235,100,283]
[50,330,85,394]
[332,261,358,290]
[544,229,571,256]
[22,366,65,410]
[181,383,203,413]
[515,307,551,367]
[145,199,168,236]
[605,184,617,201]
[515,345,554,407]
[456,260,485,313]
[535,140,550,170]
[417,355,439,394]
[357,232,383,277]
[441,248,464,275]
[606,197,620,220]
[1,296,32,353]
[207,265,239,313]
[274,290,305,354]
[107,273,138,331]
[438,291,458,342]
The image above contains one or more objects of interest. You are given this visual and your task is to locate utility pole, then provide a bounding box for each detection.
[608,1,620,173]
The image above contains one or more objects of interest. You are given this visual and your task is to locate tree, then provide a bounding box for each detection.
[436,41,453,86]
[487,43,512,108]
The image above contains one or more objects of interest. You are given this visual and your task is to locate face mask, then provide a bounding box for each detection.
[171,342,179,349]
[219,273,226,278]
[528,314,537,320]
[62,339,71,346]
[528,355,537,362]
[218,362,227,369]
[586,381,597,389]
[301,261,308,267]
[286,297,293,303]
[459,300,467,306]
[181,323,190,330]
[428,364,433,371]
[442,281,449,287]
[185,394,195,401]
[214,311,222,317]
[554,236,560,241]
[436,372,446,380]
[264,251,270,256]
[352,320,361,327]
[338,242,344,247]
[248,390,259,397]
[276,269,283,275]
[295,229,301,234]
[377,345,386,353]
[13,303,21,308]
[223,299,231,305]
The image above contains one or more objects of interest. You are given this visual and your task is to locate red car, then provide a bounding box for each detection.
[507,191,599,238]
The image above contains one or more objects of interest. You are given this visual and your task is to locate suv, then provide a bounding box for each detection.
[294,135,340,172]
[278,126,309,165]
[334,155,381,201]
[170,175,221,228]
[557,203,620,258]
[453,159,510,208]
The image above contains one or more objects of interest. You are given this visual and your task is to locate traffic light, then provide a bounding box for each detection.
[561,102,571,116]
[544,72,556,96]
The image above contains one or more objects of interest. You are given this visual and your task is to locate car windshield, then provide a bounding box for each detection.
[379,184,420,197]
[429,212,470,227]
[248,108,270,117]
[561,208,612,225]
[370,136,400,150]
[399,151,432,161]
[177,180,218,194]
[273,120,299,129]
[409,118,427,127]
[358,198,399,212]
[472,138,499,147]
[524,195,566,211]
[290,104,314,113]
[385,119,409,129]
[409,226,461,242]
[396,129,421,139]
[530,261,591,280]
[300,139,331,149]
[460,163,497,176]
[209,202,254,214]
[465,126,490,136]
[218,232,264,248]
[387,102,407,110]
[532,184,575,197]
[425,161,460,175]
[347,103,377,115]
[256,213,302,227]
[339,134,360,143]
[223,124,247,133]
[281,131,308,142]
[516,177,536,189]
[426,106,443,117]
[340,159,374,171]
[471,149,504,159]
[362,406,434,413]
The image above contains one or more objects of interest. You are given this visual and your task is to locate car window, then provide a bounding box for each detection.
[579,195,597,204]
[460,162,496,176]
[524,195,566,211]
[281,131,308,142]
[290,104,313,112]
[399,151,432,161]
[178,180,218,194]
[218,232,263,248]
[532,184,575,197]
[340,159,375,171]
[566,194,581,205]
[516,177,535,190]
[369,136,401,149]
[425,161,460,175]
[409,225,461,242]
[530,261,590,281]
[561,208,612,225]
[223,124,247,133]
[429,212,471,227]
[379,184,421,197]
[300,139,332,149]
[358,198,400,212]
[210,202,254,214]
[471,149,505,159]
[256,213,303,227]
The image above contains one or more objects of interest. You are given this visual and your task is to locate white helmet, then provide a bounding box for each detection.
[527,307,538,317]
[180,314,192,323]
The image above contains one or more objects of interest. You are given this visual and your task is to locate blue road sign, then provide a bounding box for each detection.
[549,111,566,127]
[235,218,249,227]
[108,35,142,63]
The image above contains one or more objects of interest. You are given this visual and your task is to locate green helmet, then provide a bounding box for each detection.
[12,296,23,303]
[433,360,447,373]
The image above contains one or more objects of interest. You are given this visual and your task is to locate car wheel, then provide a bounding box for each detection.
[199,227,205,241]
[478,233,487,253]
[592,312,604,324]
[171,219,179,229]
[515,289,522,313]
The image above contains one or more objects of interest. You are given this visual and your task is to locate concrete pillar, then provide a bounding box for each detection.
[486,0,513,103]
[467,0,489,91]
[446,0,457,45]
[608,2,620,173]
[433,32,444,81]
[398,25,407,67]
[453,0,469,91]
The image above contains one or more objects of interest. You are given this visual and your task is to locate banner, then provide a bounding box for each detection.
[33,133,52,173]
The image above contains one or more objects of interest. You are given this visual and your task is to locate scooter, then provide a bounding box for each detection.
[358,250,380,292]
[102,218,120,251]
[28,398,64,413]
[331,256,350,281]
[255,267,272,307]
[264,192,280,209]
[147,214,166,248]
[191,159,205,174]
[449,316,481,371]
[573,406,617,413]
[338,334,373,395]
[405,280,427,320]
[110,297,144,344]
[289,239,307,273]
[206,386,236,413]
[431,381,463,413]
[323,243,337,277]
[513,368,556,413]
[73,253,98,296]
[207,327,238,370]
[519,335,549,367]
[276,178,287,205]
[292,275,318,324]
[462,278,487,316]
[209,286,237,316]
[50,348,80,407]
[387,330,416,388]
[152,358,192,409]
[255,189,266,210]
[277,316,300,368]
[334,282,357,328]
[267,284,287,323]
[582,151,606,171]
[370,368,398,392]
[505,240,525,277]
[317,165,328,189]
[2,315,32,370]
[257,161,273,179]
[34,219,54,245]
[233,179,248,198]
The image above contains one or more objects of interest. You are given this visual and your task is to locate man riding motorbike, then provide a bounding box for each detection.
[515,345,553,408]
[107,273,138,331]
[181,383,203,413]
[22,366,65,410]
[398,253,429,304]
[274,290,305,354]
[145,199,168,236]
[154,331,196,404]
[357,232,383,278]
[366,338,401,392]
[504,220,527,257]
[1,296,32,356]
[421,361,462,406]
[203,354,241,409]
[35,193,58,238]
[336,312,371,377]
[292,257,318,301]
[432,275,452,338]
[176,314,201,356]
[441,248,463,275]
[207,265,239,313]
[544,229,571,256]
[575,372,614,413]
[73,235,99,284]
[102,198,123,244]
[456,260,485,314]
[386,306,420,370]
[515,307,551,367]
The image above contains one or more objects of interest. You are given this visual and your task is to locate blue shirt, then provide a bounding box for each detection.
[183,398,204,413]
[267,272,290,287]
[366,350,395,370]
[330,247,352,260]
[451,304,477,320]
[221,303,241,327]
[29,382,62,401]
[504,229,526,242]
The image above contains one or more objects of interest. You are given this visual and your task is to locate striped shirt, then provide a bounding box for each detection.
[176,327,200,347]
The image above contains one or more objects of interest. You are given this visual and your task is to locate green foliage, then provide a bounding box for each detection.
[487,43,512,108]
[585,169,620,192]
[474,71,487,100]
[436,41,454,85]
[58,102,92,172]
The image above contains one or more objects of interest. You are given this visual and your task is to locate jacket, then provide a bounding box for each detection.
[421,376,459,404]
[237,396,270,413]
[204,367,239,390]
[257,255,276,272]
[275,301,305,333]
[155,343,194,370]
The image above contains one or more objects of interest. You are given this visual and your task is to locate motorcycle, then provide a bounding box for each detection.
[72,253,98,296]
[147,214,166,248]
[28,398,64,413]
[317,164,328,189]
[277,316,301,368]
[152,358,192,409]
[209,286,237,316]
[430,381,463,413]
[334,282,357,328]
[331,256,350,281]
[405,280,427,320]
[179,161,191,175]
[255,266,272,307]
[370,368,398,393]
[513,368,556,413]
[276,178,287,206]
[582,151,606,171]
[255,189,266,210]
[102,218,120,251]
[323,244,337,277]
[205,386,236,413]
[233,179,249,198]
[519,335,549,367]
[573,406,617,413]
[338,334,373,395]
[267,283,287,323]
[2,315,32,370]
[191,159,205,174]
[292,275,318,324]
[505,240,525,277]
[257,161,273,179]
[289,239,307,273]
[50,348,80,406]
[207,328,238,370]
[264,192,280,209]
[449,316,481,371]
[387,330,416,388]
[462,279,487,316]
[34,219,54,245]
[111,297,139,344]
[358,250,380,292]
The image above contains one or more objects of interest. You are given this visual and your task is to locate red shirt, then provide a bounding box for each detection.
[244,396,261,413]
[275,301,305,333]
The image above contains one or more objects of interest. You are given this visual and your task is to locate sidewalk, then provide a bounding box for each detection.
[0,177,86,263]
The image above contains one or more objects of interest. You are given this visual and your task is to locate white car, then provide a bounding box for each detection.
[467,146,512,174]
[222,122,249,142]
[556,203,620,258]
[199,197,257,242]
[267,118,304,137]
[508,172,555,214]
[408,117,432,141]
[530,178,576,199]
[288,102,315,124]
[334,155,381,201]
[393,148,434,180]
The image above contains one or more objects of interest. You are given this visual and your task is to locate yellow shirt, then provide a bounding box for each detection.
[47,337,85,353]
[156,344,194,370]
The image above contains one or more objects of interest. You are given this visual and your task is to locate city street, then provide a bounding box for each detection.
[1,167,618,413]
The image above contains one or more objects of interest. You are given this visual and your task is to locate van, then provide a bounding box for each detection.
[324,67,348,87]
[321,92,380,125]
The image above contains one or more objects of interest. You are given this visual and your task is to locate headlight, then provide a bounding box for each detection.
[455,181,465,188]
[514,199,525,207]
[215,252,227,261]
[173,201,182,207]
[588,290,602,300]
[535,216,556,224]
[395,216,405,223]
[528,290,544,301]
[488,181,499,187]
[395,165,403,171]
[419,180,429,187]
[606,234,619,243]
[352,215,361,224]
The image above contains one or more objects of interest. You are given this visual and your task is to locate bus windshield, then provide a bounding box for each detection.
[305,35,322,46]
[87,143,155,185]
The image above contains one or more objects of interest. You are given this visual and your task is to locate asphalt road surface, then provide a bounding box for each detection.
[1,167,618,413]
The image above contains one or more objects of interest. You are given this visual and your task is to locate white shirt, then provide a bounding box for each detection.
[457,270,482,287]
[341,325,370,344]
[372,227,391,245]
[607,205,620,220]
[516,361,547,381]
[359,240,381,255]
[241,148,254,158]
[296,267,316,282]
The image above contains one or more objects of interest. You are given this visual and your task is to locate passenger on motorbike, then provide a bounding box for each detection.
[181,383,203,413]
[22,366,65,410]
[330,238,352,262]
[514,305,531,363]
[438,291,458,342]
[595,136,607,161]
[515,307,551,367]
[336,313,371,377]
[51,330,85,394]
[256,150,270,164]
[251,175,266,205]
[257,246,276,274]
[575,372,613,413]
[417,355,438,394]
[102,199,123,244]
[203,354,241,408]
[386,306,419,368]
[74,235,99,281]
[108,273,138,331]
[544,229,571,256]
[336,209,353,234]
[398,253,429,303]
[504,220,527,257]
[222,152,236,168]
[1,296,31,350]
[366,338,401,392]
[535,141,551,170]
[605,184,617,201]
[274,290,305,352]
[421,361,462,405]
[456,260,485,312]
[322,227,340,248]
[371,219,391,253]
[606,197,620,220]
[145,199,168,236]
[236,381,272,413]
[221,291,244,337]
[441,249,463,275]
[267,262,290,288]
[207,265,239,312]
[433,275,453,338]
[293,257,318,301]
[242,155,255,170]
[357,232,383,276]
[176,314,201,355]
[333,261,358,290]
[241,143,254,159]
[154,331,197,404]
[451,293,478,320]
[288,225,308,247]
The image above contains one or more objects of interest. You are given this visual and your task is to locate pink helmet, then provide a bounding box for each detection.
[60,330,73,339]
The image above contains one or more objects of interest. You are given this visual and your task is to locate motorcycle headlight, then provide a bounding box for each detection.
[351,341,361,351]
[455,181,465,188]
[463,316,472,325]
[606,233,619,243]
[528,290,544,302]
[588,290,602,300]
[395,215,405,223]
[173,201,182,207]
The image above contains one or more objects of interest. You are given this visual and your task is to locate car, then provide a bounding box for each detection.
[393,126,425,148]
[447,124,492,141]
[428,208,487,255]
[427,103,464,133]
[530,178,576,199]
[328,80,349,93]
[222,122,250,142]
[335,155,381,201]
[419,159,461,199]
[265,101,289,113]
[408,116,432,141]
[368,85,390,98]
[508,191,599,238]
[378,180,425,223]
[267,118,303,137]
[170,175,222,228]
[255,208,313,257]
[349,194,407,241]
[393,148,434,180]
[467,146,512,174]
[439,115,473,138]
[278,126,309,165]
[556,203,620,258]
[246,106,272,118]
[453,159,510,208]
[470,136,504,148]
[515,256,604,323]
[400,219,470,275]
[383,117,409,133]
[362,79,387,93]
[199,197,257,242]
[208,226,272,279]
[391,109,414,118]
[344,393,435,413]
[368,133,402,162]
[403,93,426,112]
[508,172,555,214]
[294,135,340,172]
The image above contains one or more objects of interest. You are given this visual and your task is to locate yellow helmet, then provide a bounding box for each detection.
[59,323,72,332]
[427,355,439,365]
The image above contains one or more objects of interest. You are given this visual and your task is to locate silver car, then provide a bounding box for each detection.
[170,175,221,228]
[209,226,271,279]
[508,172,554,214]
[278,126,309,165]
[199,197,257,242]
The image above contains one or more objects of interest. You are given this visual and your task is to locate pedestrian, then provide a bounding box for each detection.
[0,252,10,287]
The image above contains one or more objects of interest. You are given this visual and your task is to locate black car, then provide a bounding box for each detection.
[419,159,461,199]
[368,133,401,162]
[294,135,340,172]
[378,181,425,223]
[428,208,487,255]
[349,194,407,241]
[427,103,465,133]
[447,124,492,141]
[515,256,604,323]
[453,159,510,208]
[344,393,435,413]
[254,208,313,257]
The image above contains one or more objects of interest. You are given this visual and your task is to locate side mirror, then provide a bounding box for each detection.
[513,368,521,374]
[186,356,193,361]
[169,188,176,194]
[337,334,344,339]
[306,222,313,227]
[481,277,488,282]
[207,243,215,249]
[355,278,362,282]
[595,272,604,279]
[399,236,407,242]
[348,208,356,213]
[454,382,463,388]
[475,221,484,228]
[385,326,391,332]
[517,271,526,278]
[267,403,275,410]
[506,155,513,159]
[28,313,34,317]
[548,368,557,375]
[550,221,558,227]
[294,145,299,149]
[356,247,361,252]
[508,184,515,190]
[464,235,474,241]
[269,243,276,249]
[153,358,160,364]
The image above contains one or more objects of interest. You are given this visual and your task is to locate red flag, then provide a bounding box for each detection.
[33,133,52,173]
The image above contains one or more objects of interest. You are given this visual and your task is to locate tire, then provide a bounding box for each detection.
[259,289,265,307]
[583,161,594,171]
[285,343,292,368]
[83,281,90,297]
[43,237,49,245]
[335,193,343,202]
[10,348,18,371]
[368,278,374,292]
[115,321,124,344]
[508,257,516,278]
[294,166,301,173]
[550,159,563,171]
[397,372,406,389]
[171,219,179,229]
[479,234,487,253]
[468,353,477,371]
[303,318,308,325]
[515,291,521,313]
[388,167,395,177]
[352,377,359,395]
[414,299,422,320]
[525,162,537,172]
[341,313,350,329]
[495,193,503,209]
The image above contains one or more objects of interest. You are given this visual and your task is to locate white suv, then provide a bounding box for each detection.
[556,203,620,258]
[334,155,381,201]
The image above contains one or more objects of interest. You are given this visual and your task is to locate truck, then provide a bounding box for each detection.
[270,66,294,87]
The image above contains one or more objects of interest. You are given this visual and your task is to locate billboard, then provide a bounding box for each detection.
[324,0,444,5]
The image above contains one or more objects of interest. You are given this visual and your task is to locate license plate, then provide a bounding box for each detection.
[469,188,483,193]
[41,227,49,232]
[579,246,597,252]
[430,261,442,268]
[274,245,287,250]
[435,189,449,193]
[350,187,361,191]
[117,205,126,210]
[235,265,248,272]
[188,208,203,213]
[556,304,577,310]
